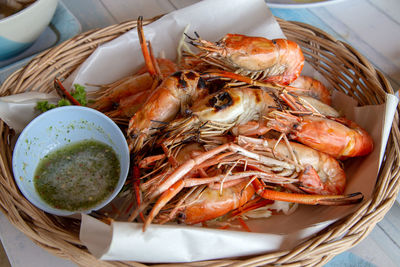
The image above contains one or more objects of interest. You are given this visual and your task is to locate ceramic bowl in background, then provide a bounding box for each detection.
[12,106,130,216]
[0,0,58,60]
[266,0,346,8]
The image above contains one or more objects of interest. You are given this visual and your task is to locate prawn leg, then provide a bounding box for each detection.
[252,179,363,205]
[144,180,185,231]
[149,141,297,199]
[148,143,234,199]
[137,16,157,77]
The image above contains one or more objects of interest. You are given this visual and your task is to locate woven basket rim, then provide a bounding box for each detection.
[0,16,399,267]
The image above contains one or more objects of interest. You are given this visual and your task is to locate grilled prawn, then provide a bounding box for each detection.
[132,137,362,230]
[189,33,304,84]
[127,70,207,153]
[237,111,374,159]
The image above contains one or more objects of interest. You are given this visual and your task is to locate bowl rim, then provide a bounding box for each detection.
[12,105,130,216]
[0,0,56,24]
[266,0,347,9]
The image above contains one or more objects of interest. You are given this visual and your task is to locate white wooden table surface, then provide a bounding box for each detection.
[1,0,400,266]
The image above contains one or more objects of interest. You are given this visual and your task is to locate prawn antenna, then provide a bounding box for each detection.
[184,32,196,41]
[150,120,170,125]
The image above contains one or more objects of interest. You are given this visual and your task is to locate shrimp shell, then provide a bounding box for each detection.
[127,70,207,152]
[191,86,277,124]
[237,136,346,195]
[191,34,304,85]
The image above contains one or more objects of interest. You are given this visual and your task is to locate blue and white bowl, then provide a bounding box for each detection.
[0,0,58,60]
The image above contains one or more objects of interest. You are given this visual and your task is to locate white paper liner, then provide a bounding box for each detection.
[63,0,285,91]
[2,0,398,263]
[0,91,59,133]
[80,213,334,263]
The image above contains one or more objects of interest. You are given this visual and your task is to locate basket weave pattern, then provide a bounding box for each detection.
[0,18,399,267]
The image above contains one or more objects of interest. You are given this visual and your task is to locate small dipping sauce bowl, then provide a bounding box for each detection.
[12,106,130,216]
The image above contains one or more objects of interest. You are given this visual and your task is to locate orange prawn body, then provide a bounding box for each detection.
[90,59,178,114]
[105,90,151,118]
[265,114,374,160]
[178,180,255,225]
[127,70,207,152]
[292,116,374,160]
[193,34,304,85]
[288,75,332,105]
[191,86,277,124]
[238,136,347,195]
[90,72,154,112]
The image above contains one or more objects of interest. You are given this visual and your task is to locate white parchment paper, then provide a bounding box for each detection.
[64,0,285,91]
[0,91,59,133]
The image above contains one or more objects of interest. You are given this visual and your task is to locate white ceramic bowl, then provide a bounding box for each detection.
[12,106,130,216]
[266,0,346,8]
[0,0,58,60]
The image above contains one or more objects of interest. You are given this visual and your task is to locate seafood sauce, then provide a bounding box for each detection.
[34,140,120,211]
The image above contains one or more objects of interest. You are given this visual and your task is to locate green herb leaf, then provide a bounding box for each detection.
[57,98,71,106]
[71,84,87,106]
[35,84,88,112]
[35,101,57,112]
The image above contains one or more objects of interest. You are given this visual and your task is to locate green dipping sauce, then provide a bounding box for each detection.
[34,140,120,211]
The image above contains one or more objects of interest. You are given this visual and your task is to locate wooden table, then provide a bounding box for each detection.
[1,0,399,266]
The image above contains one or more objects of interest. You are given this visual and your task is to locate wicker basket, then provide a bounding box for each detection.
[1,17,399,267]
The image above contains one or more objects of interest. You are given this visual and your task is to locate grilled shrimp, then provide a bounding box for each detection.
[174,180,255,225]
[135,136,362,230]
[105,90,151,119]
[89,72,154,112]
[292,116,374,159]
[185,72,371,159]
[189,34,304,84]
[127,70,207,153]
[203,71,339,117]
[237,136,347,195]
[164,81,338,146]
[238,111,374,159]
[161,86,278,145]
